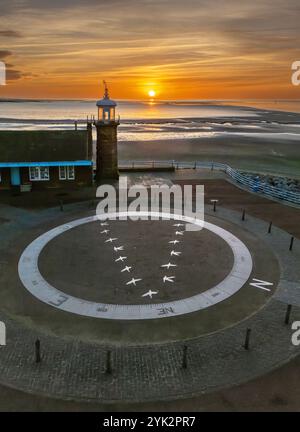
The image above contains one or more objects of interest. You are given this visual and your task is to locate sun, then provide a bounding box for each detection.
[148,89,156,98]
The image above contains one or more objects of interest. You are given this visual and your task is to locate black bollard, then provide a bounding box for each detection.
[105,350,112,374]
[59,200,64,211]
[242,209,246,221]
[268,221,272,234]
[35,339,41,363]
[289,237,294,251]
[285,304,292,325]
[211,199,218,212]
[194,161,197,169]
[244,328,251,350]
[182,345,188,369]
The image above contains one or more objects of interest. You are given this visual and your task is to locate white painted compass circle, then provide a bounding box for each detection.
[18,212,253,320]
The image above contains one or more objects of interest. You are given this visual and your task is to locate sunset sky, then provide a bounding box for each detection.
[0,0,300,100]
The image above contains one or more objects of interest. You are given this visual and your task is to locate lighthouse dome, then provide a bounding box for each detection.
[96,97,116,107]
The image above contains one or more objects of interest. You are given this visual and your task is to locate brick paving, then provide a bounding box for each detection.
[0,199,299,402]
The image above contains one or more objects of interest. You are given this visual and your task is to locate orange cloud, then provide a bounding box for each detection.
[0,0,300,99]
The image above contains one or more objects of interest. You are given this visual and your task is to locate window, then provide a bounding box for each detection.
[59,166,67,180]
[29,166,50,181]
[110,107,115,120]
[59,165,75,180]
[67,165,75,180]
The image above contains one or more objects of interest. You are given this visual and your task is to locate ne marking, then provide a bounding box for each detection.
[18,212,253,320]
[158,307,175,315]
[250,278,274,292]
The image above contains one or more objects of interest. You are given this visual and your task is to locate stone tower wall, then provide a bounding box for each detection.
[95,123,119,180]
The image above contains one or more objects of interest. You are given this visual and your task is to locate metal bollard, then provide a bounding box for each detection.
[59,200,64,211]
[182,345,188,369]
[244,328,251,350]
[285,304,292,325]
[268,221,272,234]
[211,199,218,212]
[242,209,246,221]
[35,339,41,363]
[289,237,294,251]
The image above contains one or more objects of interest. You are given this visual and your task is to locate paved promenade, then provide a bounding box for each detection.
[0,197,299,403]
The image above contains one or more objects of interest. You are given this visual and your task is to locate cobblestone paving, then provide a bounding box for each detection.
[0,202,299,403]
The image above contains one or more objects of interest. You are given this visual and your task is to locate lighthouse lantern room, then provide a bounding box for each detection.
[96,81,117,123]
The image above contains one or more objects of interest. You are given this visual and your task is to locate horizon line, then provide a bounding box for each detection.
[1,97,300,103]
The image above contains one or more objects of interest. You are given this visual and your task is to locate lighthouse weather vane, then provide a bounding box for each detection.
[103,80,109,99]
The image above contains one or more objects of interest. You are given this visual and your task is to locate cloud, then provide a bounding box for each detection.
[6,69,23,80]
[0,50,30,81]
[0,50,12,59]
[1,0,299,97]
[0,30,21,37]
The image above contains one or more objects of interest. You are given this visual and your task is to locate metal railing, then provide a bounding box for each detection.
[119,160,300,206]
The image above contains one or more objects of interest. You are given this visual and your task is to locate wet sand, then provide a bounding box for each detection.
[119,134,300,178]
[115,110,300,177]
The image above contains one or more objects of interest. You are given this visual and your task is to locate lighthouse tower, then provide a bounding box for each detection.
[94,81,119,180]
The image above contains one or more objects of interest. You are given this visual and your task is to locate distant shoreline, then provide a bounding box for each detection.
[1,98,300,103]
[1,115,300,125]
[1,100,300,122]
